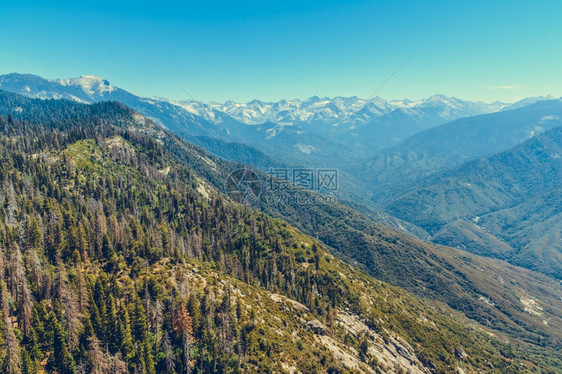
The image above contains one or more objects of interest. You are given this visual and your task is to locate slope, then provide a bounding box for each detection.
[53,92,562,350]
[385,127,562,278]
[351,99,562,202]
[1,92,558,372]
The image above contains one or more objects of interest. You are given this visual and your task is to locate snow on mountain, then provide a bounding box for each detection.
[502,95,557,111]
[56,75,117,96]
[0,73,120,103]
[0,73,509,130]
[0,73,242,141]
[201,94,507,127]
[0,72,520,167]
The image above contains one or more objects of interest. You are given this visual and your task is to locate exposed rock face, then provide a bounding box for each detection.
[307,320,328,335]
[328,311,432,373]
[455,346,468,361]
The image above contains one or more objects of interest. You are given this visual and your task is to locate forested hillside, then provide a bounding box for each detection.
[385,127,562,278]
[157,111,562,350]
[0,91,560,373]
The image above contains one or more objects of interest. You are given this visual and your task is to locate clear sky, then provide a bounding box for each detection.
[1,0,562,103]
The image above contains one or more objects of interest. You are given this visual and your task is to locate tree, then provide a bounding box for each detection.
[118,304,135,362]
[101,234,115,259]
[86,336,109,374]
[161,331,176,373]
[49,317,76,374]
[173,298,196,373]
[0,280,21,374]
[55,259,82,350]
[26,217,43,251]
[20,350,37,374]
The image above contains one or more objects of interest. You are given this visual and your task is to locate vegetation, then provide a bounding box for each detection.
[385,126,562,279]
[173,134,562,349]
[0,91,559,372]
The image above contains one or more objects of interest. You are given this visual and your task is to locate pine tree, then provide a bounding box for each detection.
[161,331,176,374]
[102,234,115,259]
[27,217,43,251]
[20,350,36,374]
[50,318,76,374]
[186,294,202,339]
[107,295,120,353]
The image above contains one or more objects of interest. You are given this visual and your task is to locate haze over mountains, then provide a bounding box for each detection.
[1,73,557,167]
[0,73,514,164]
[385,126,562,278]
[353,99,562,201]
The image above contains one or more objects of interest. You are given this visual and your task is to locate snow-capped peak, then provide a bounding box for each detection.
[207,94,508,126]
[55,75,116,96]
[0,72,515,130]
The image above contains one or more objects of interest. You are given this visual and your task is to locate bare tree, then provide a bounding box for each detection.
[56,258,83,350]
[87,336,110,374]
[161,331,176,373]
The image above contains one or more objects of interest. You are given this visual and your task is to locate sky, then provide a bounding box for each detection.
[1,0,562,103]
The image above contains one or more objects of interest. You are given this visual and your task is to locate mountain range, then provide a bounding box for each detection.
[2,89,562,372]
[0,73,514,165]
[384,126,562,278]
[351,99,562,202]
[2,73,561,280]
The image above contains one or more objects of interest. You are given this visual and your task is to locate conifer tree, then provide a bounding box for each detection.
[50,318,76,374]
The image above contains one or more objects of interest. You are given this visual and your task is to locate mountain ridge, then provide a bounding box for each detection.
[2,89,560,372]
[0,73,514,166]
[350,98,562,202]
[384,126,562,278]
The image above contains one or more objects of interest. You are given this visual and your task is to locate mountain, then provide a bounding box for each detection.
[384,126,562,278]
[3,75,562,338]
[0,73,515,220]
[0,73,118,103]
[2,91,560,372]
[3,89,562,351]
[502,95,557,111]
[351,99,562,202]
[184,94,507,164]
[205,94,503,128]
[0,73,506,167]
[0,73,230,139]
[0,73,433,242]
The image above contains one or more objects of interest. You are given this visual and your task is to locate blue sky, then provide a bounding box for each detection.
[1,0,562,102]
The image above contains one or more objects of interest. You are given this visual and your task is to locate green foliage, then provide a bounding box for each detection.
[0,91,558,373]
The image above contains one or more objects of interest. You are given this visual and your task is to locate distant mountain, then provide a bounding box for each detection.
[204,94,504,127]
[0,73,507,166]
[1,72,518,215]
[0,73,432,241]
[502,95,557,111]
[0,73,118,103]
[384,126,562,278]
[0,73,230,138]
[351,99,562,202]
[200,94,507,163]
